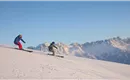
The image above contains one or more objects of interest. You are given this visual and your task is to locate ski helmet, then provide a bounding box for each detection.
[52,42,55,44]
[19,34,22,38]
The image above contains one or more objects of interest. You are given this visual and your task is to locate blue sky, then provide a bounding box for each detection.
[0,1,130,47]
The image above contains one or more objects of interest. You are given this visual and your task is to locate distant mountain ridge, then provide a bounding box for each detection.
[28,37,130,65]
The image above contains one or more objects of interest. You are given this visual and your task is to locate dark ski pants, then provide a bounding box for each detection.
[49,49,55,56]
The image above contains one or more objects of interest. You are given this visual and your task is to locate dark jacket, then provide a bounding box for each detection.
[14,35,25,44]
[48,43,57,51]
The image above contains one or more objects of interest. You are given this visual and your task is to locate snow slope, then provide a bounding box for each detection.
[0,46,130,79]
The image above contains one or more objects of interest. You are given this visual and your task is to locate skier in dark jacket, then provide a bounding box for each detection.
[48,42,58,56]
[14,34,26,50]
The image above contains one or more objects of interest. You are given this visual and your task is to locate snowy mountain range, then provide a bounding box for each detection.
[28,37,130,65]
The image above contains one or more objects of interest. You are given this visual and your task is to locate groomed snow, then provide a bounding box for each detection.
[0,46,130,79]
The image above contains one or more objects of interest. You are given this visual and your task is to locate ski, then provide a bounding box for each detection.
[14,48,33,53]
[47,54,64,58]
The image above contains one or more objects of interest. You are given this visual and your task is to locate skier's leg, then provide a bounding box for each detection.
[18,42,22,50]
[52,50,55,56]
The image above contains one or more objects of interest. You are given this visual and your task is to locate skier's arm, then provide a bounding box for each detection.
[21,39,26,43]
[54,45,58,49]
